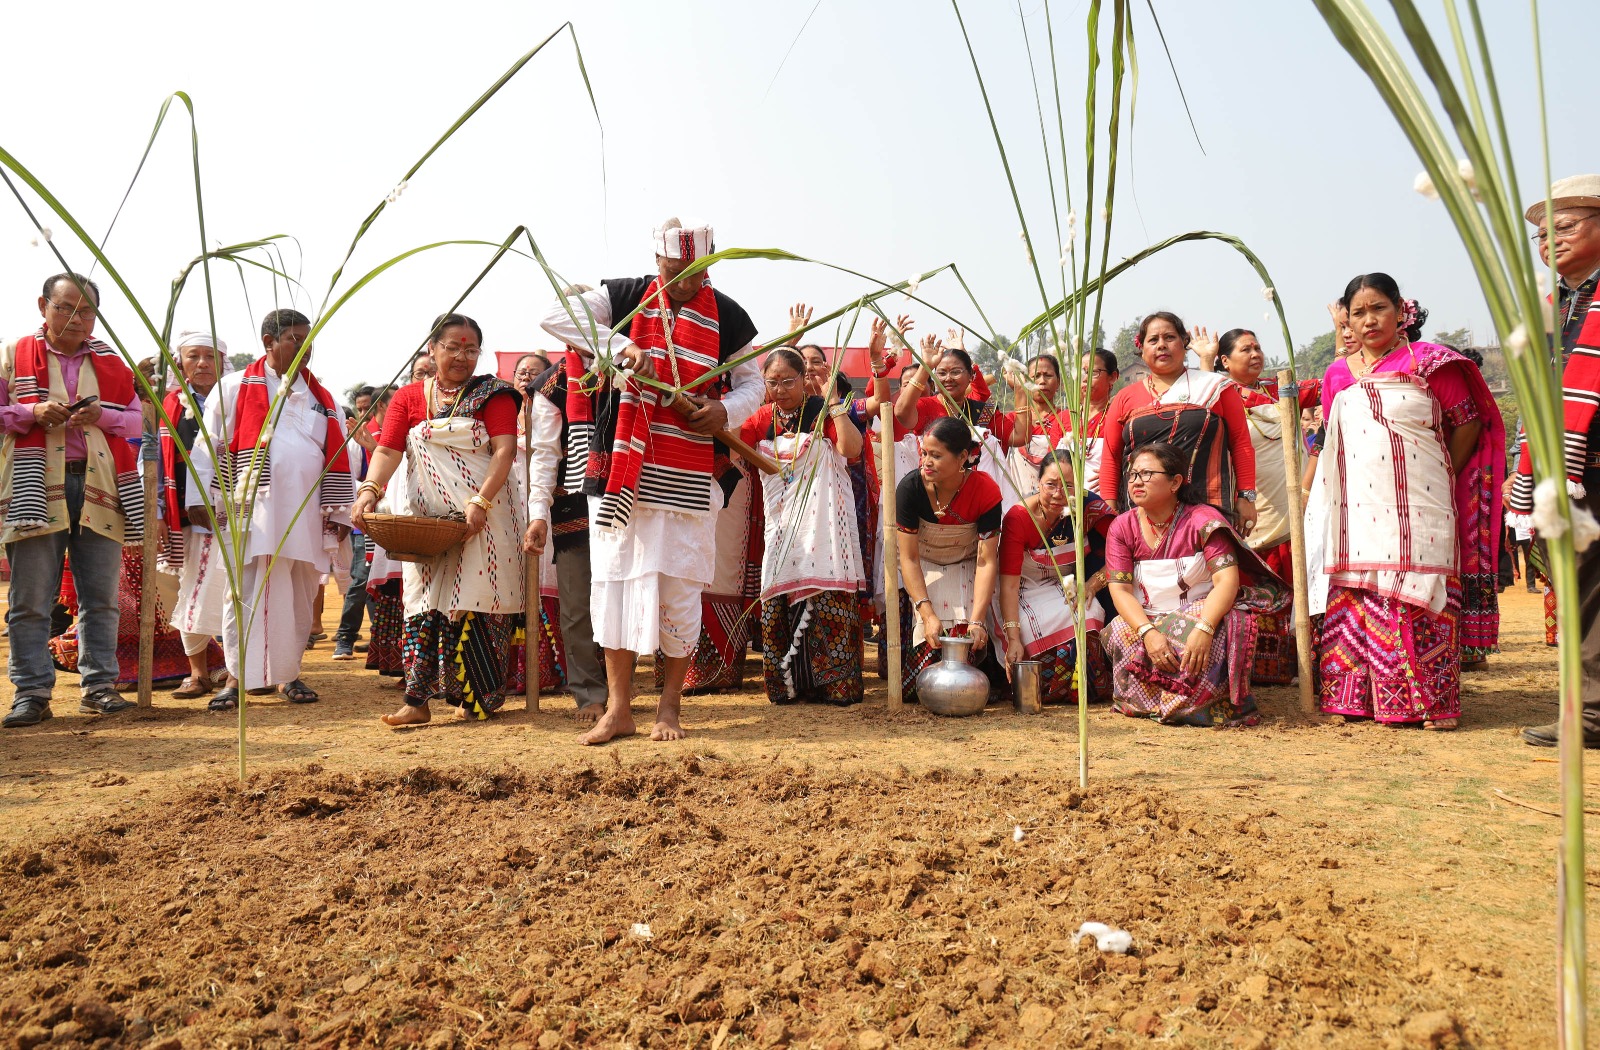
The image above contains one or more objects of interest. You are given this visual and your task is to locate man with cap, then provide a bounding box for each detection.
[539,219,763,744]
[1511,175,1600,748]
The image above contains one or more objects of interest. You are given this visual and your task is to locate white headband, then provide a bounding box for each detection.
[653,223,714,262]
[174,329,228,357]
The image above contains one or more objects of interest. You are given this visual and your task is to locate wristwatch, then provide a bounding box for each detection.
[1237,489,1258,502]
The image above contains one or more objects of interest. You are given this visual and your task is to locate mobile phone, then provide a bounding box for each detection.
[65,396,98,412]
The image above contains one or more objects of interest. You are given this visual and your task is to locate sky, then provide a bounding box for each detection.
[0,0,1586,395]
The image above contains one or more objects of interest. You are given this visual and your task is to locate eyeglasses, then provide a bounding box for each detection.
[764,376,801,391]
[437,344,480,359]
[1127,469,1175,483]
[46,299,97,319]
[1533,217,1593,244]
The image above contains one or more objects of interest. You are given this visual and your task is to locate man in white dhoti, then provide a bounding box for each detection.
[540,219,763,744]
[189,309,355,708]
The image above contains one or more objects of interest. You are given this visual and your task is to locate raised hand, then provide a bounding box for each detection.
[944,327,966,352]
[919,332,943,370]
[1190,325,1219,370]
[785,302,813,347]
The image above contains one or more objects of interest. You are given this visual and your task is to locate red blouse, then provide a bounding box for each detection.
[378,382,519,451]
[738,403,841,447]
[912,396,1016,446]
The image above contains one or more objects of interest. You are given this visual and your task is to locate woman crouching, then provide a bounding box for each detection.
[1104,442,1286,727]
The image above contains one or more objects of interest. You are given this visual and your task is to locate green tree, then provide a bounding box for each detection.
[1297,330,1339,378]
[1110,318,1140,374]
[227,350,254,372]
[1432,325,1471,349]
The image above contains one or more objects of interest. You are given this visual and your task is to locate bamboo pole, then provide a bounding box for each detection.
[136,398,159,707]
[879,402,902,712]
[524,398,540,712]
[1275,370,1315,716]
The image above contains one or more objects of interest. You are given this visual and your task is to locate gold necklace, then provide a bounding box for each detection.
[929,474,966,517]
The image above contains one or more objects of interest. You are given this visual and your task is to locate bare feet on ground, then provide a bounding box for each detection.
[380,704,430,728]
[580,705,637,745]
[376,678,404,690]
[573,704,604,725]
[651,695,686,741]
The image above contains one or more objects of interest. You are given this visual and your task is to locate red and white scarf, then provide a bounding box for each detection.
[221,357,354,511]
[595,277,724,531]
[1,331,141,542]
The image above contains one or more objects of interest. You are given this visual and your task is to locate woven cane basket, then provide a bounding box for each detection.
[361,513,470,563]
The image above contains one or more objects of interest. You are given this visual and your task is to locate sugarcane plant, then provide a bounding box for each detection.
[0,23,602,781]
[1308,1,1586,1042]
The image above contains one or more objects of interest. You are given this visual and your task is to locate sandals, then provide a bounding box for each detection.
[209,687,239,712]
[172,675,214,700]
[279,679,320,704]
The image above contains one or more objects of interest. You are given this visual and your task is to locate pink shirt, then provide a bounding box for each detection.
[0,335,143,458]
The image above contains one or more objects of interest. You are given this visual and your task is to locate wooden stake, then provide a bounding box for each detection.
[524,399,541,712]
[880,402,902,712]
[137,400,158,707]
[1276,370,1316,716]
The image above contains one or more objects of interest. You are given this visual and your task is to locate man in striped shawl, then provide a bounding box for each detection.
[188,309,356,709]
[0,274,143,726]
[540,220,763,744]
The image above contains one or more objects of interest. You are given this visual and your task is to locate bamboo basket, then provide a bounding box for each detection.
[361,513,470,563]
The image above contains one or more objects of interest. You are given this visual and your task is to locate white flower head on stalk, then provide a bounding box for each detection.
[1457,158,1480,200]
[1414,171,1440,201]
[1067,210,1078,229]
[29,226,51,248]
[1532,478,1568,539]
[1059,254,1071,268]
[1262,287,1275,302]
[1101,206,1110,223]
[1507,324,1530,358]
[905,274,921,297]
[386,179,408,204]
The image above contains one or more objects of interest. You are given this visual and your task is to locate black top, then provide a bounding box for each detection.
[895,470,1004,534]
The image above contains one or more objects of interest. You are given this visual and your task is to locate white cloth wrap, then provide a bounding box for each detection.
[759,433,864,603]
[398,415,527,620]
[1321,371,1455,613]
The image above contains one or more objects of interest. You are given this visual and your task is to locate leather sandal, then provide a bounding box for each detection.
[279,680,320,704]
[208,687,239,712]
[172,675,214,700]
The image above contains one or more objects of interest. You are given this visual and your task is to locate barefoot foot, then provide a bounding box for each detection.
[650,715,687,741]
[581,706,637,745]
[572,704,604,726]
[380,704,430,728]
[1424,718,1459,731]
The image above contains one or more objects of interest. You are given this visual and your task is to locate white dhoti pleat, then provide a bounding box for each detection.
[591,573,703,658]
[171,527,227,641]
[222,557,319,690]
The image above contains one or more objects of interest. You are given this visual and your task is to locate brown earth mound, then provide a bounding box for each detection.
[0,759,1510,1049]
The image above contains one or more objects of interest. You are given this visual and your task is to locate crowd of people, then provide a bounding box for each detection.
[4,177,1599,750]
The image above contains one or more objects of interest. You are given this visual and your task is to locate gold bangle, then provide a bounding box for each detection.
[1001,621,1022,633]
[357,481,383,499]
[468,494,493,512]
[1192,620,1215,636]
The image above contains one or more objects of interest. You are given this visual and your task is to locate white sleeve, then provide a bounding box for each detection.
[718,343,765,429]
[525,395,563,524]
[188,383,225,510]
[538,286,634,363]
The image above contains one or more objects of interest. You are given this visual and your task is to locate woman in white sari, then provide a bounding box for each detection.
[739,349,866,704]
[352,314,526,727]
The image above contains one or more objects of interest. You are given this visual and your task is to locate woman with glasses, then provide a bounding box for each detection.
[738,349,866,704]
[897,416,1004,703]
[352,313,526,727]
[1100,312,1257,534]
[1104,442,1287,727]
[1313,275,1503,728]
[1205,327,1320,684]
[995,454,1114,706]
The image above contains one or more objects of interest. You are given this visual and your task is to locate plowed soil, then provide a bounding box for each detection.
[0,586,1592,1049]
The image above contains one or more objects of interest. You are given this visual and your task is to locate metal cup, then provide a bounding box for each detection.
[1012,660,1043,714]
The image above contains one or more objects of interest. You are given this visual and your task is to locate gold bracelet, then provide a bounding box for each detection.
[1001,621,1022,633]
[468,494,493,512]
[357,480,383,499]
[1192,620,1215,636]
